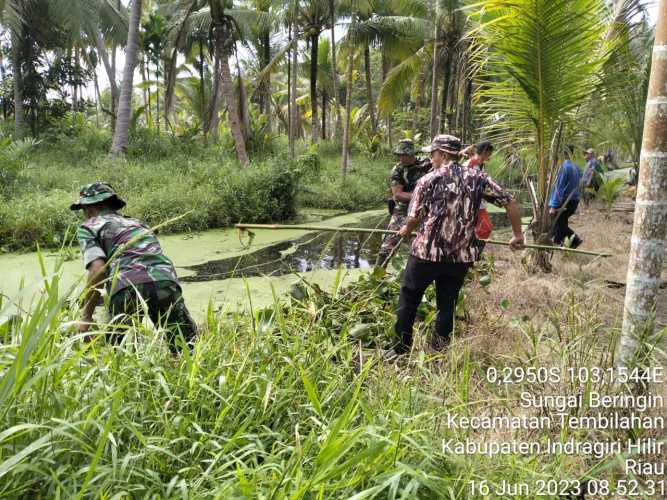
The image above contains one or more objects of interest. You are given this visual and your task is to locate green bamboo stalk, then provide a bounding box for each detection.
[235,223,612,258]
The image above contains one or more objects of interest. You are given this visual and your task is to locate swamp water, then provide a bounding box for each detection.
[0,207,515,320]
[0,210,389,319]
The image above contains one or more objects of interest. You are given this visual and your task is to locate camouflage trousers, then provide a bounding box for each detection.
[108,280,197,352]
[377,212,407,265]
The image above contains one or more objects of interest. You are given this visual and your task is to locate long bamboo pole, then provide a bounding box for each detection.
[234,224,612,258]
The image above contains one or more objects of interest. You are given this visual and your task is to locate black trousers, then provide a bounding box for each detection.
[394,255,471,352]
[108,281,197,352]
[552,199,581,246]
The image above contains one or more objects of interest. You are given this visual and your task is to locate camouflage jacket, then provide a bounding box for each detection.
[389,157,432,214]
[76,211,180,297]
[408,162,514,263]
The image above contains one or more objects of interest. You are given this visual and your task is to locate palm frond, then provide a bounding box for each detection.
[469,0,614,200]
[377,46,428,116]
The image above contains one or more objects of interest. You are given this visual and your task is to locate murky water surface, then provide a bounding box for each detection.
[181,216,385,282]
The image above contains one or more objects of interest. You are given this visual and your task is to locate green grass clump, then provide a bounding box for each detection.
[0,132,395,252]
[0,258,652,497]
[298,155,390,211]
[0,150,298,252]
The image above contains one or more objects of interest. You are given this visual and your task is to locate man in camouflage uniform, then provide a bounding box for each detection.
[376,139,431,266]
[72,182,196,351]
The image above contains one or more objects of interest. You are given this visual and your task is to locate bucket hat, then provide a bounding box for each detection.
[70,182,126,211]
[393,139,416,156]
[421,134,462,155]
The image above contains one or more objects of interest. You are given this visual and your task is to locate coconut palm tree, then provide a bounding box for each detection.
[296,0,332,144]
[342,0,429,136]
[341,0,357,175]
[111,0,143,155]
[1,0,28,138]
[470,0,613,270]
[618,0,667,367]
[209,0,249,165]
[48,0,127,123]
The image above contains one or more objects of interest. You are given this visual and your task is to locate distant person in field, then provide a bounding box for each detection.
[72,182,196,351]
[392,135,524,355]
[581,148,602,208]
[462,141,495,245]
[549,145,583,248]
[376,139,431,266]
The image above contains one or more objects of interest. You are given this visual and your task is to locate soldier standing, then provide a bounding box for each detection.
[392,135,524,354]
[71,182,197,352]
[376,139,431,266]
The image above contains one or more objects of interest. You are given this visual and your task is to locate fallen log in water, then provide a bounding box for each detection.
[235,224,612,258]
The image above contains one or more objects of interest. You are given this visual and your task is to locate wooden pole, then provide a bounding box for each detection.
[234,224,612,257]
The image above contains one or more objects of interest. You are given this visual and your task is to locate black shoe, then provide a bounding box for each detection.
[571,235,583,249]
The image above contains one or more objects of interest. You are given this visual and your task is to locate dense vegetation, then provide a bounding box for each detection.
[1,254,650,497]
[0,0,664,498]
[0,126,394,252]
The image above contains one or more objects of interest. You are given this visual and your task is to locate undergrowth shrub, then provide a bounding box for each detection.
[1,159,298,252]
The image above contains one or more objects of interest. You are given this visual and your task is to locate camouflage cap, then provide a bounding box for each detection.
[70,182,126,211]
[393,139,416,156]
[421,134,462,155]
[585,148,596,155]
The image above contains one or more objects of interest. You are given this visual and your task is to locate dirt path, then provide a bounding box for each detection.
[481,195,666,332]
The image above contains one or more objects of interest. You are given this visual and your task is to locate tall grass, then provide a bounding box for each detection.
[0,254,660,497]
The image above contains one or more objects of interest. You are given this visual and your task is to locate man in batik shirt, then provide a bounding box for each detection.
[393,135,524,353]
[71,182,196,351]
[376,139,431,266]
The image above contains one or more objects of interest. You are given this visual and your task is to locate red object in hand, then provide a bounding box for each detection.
[476,208,493,240]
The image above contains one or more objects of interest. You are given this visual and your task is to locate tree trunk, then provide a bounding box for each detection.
[93,70,101,128]
[141,56,150,126]
[155,56,160,134]
[0,49,7,120]
[111,42,117,119]
[618,0,667,367]
[310,32,320,144]
[210,1,248,165]
[289,22,297,159]
[287,23,292,151]
[261,30,272,131]
[111,0,142,155]
[321,89,326,140]
[462,77,472,144]
[429,27,440,137]
[440,46,452,133]
[72,46,79,111]
[93,28,119,119]
[341,25,355,176]
[364,44,377,133]
[412,70,424,137]
[382,50,392,147]
[236,51,250,144]
[207,54,223,138]
[11,30,24,140]
[219,55,248,165]
[199,42,207,136]
[330,0,341,140]
[164,0,198,127]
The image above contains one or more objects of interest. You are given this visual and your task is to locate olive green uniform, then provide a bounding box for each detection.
[377,140,431,265]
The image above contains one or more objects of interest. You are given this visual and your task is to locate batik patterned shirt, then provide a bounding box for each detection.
[389,158,432,215]
[408,162,514,263]
[76,211,179,297]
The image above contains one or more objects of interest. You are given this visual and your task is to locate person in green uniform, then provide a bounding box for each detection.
[72,182,196,352]
[376,139,431,266]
